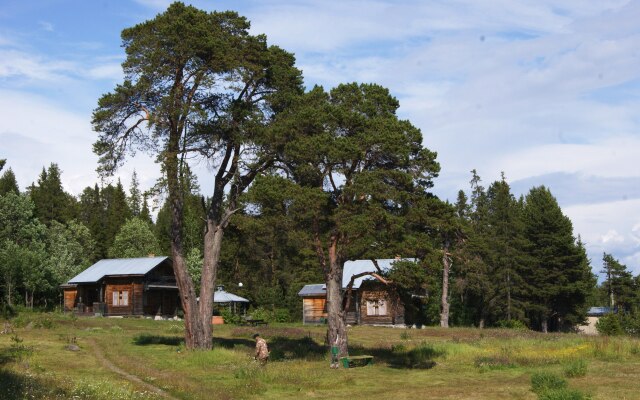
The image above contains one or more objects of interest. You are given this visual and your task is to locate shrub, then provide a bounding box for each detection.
[496,319,528,330]
[1,303,17,320]
[537,388,590,400]
[272,308,291,323]
[596,313,623,336]
[563,359,587,378]
[244,306,291,323]
[220,308,241,325]
[531,372,567,395]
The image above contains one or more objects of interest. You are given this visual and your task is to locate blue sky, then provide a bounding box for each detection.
[1,0,639,276]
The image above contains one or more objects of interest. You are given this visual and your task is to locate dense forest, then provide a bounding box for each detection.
[1,158,636,332]
[1,3,639,344]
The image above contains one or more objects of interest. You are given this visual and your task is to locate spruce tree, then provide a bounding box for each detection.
[78,184,108,259]
[102,180,132,253]
[128,170,142,216]
[29,164,76,225]
[0,168,19,195]
[484,175,529,324]
[522,186,595,332]
[601,253,636,312]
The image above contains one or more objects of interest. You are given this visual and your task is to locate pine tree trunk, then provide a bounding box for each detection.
[197,218,226,349]
[166,146,209,350]
[440,241,451,328]
[326,238,348,367]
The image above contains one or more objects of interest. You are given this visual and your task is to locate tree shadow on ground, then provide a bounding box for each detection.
[0,370,68,399]
[267,336,326,361]
[349,344,441,369]
[213,337,254,349]
[133,334,183,346]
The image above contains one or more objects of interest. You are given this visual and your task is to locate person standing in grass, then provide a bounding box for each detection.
[253,333,269,365]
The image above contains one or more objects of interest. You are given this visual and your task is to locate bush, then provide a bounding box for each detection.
[537,388,590,400]
[272,308,291,323]
[220,308,241,325]
[596,313,623,336]
[1,303,17,320]
[531,372,567,394]
[244,306,291,323]
[563,359,587,378]
[496,319,528,330]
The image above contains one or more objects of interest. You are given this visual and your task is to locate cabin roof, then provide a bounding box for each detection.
[342,258,415,289]
[298,284,326,297]
[213,288,249,303]
[587,306,612,316]
[67,256,170,284]
[298,258,416,296]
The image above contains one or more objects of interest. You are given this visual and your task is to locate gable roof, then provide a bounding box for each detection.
[213,287,249,303]
[67,256,170,284]
[342,258,415,289]
[298,258,416,296]
[298,284,326,297]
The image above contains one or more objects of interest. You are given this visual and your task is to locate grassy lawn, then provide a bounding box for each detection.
[2,313,640,399]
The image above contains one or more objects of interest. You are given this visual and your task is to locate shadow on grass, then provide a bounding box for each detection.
[131,333,439,368]
[268,336,326,361]
[133,334,184,346]
[349,343,443,369]
[213,337,254,349]
[0,370,67,399]
[215,336,326,361]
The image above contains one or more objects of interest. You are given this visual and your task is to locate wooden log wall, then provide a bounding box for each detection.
[303,297,327,324]
[105,278,144,316]
[63,289,77,312]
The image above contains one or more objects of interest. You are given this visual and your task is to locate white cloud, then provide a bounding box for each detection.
[565,198,640,274]
[0,90,158,196]
[0,49,76,82]
[602,229,625,244]
[490,135,640,183]
[85,63,123,81]
[38,21,54,32]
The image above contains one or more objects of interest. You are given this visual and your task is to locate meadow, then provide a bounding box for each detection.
[1,312,640,399]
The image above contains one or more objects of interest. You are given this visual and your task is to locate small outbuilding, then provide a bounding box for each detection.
[298,259,408,326]
[577,306,612,335]
[212,285,250,314]
[61,256,180,317]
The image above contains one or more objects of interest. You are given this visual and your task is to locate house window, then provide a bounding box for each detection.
[366,299,387,316]
[112,290,129,306]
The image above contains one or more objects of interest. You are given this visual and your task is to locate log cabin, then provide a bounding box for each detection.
[61,256,180,317]
[298,259,407,326]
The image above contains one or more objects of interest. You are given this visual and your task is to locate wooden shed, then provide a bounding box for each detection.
[298,284,328,324]
[298,259,407,326]
[61,256,180,317]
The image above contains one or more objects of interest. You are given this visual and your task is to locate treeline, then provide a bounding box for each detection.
[0,162,160,311]
[0,160,319,316]
[1,160,637,333]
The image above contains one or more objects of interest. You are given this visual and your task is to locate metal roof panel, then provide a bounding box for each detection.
[213,289,249,303]
[67,257,170,283]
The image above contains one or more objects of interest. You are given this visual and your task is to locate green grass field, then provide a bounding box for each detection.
[2,312,640,399]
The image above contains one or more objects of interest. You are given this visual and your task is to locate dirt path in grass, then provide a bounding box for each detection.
[87,338,179,399]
